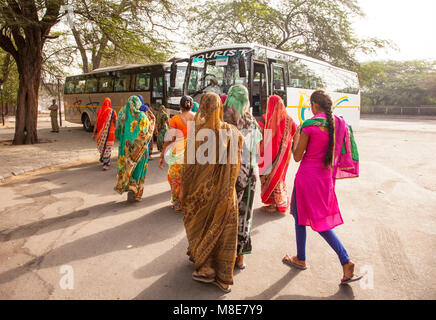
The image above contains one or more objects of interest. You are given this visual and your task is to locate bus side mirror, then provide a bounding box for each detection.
[170,62,177,88]
[238,56,247,78]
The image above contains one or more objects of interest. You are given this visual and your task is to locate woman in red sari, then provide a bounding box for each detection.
[258,95,297,213]
[93,97,117,170]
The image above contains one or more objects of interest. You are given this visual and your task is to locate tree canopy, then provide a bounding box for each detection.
[67,0,183,73]
[359,60,436,106]
[187,0,390,69]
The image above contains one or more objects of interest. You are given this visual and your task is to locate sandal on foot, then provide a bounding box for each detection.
[262,205,277,213]
[235,263,246,270]
[282,254,307,270]
[213,280,231,293]
[340,274,364,285]
[192,272,215,284]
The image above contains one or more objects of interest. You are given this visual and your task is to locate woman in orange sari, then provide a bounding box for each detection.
[181,92,243,293]
[93,97,117,170]
[258,95,297,213]
[159,96,195,211]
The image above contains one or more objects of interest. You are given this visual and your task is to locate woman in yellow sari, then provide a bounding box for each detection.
[181,92,243,293]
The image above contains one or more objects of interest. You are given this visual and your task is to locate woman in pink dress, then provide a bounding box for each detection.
[282,89,363,285]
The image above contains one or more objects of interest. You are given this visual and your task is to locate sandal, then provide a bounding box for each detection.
[341,261,364,285]
[282,254,307,270]
[262,205,277,213]
[192,271,215,284]
[213,280,231,293]
[235,255,246,270]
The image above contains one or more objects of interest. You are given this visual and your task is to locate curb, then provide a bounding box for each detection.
[0,157,97,184]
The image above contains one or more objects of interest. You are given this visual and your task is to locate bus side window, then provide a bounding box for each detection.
[65,79,76,94]
[114,74,131,92]
[289,59,309,88]
[99,77,114,93]
[135,73,151,91]
[85,78,98,93]
[75,79,86,94]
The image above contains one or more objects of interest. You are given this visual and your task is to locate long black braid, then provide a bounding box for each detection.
[310,89,335,168]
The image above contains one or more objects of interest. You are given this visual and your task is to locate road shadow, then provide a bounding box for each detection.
[275,284,355,300]
[0,190,171,242]
[0,205,183,286]
[245,268,301,300]
[252,207,288,230]
[8,152,168,199]
[133,238,228,300]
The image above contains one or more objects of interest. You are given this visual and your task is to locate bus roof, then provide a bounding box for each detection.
[190,43,356,75]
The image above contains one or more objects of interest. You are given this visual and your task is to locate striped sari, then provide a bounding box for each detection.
[96,98,117,166]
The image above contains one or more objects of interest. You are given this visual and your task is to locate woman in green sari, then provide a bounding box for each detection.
[114,95,155,201]
[223,85,262,269]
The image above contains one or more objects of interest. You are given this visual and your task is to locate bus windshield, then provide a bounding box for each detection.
[187,53,248,99]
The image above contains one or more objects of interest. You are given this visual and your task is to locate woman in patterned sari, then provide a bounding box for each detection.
[93,97,117,170]
[155,105,169,152]
[223,85,262,270]
[181,92,243,293]
[258,95,297,213]
[114,95,155,202]
[159,96,194,212]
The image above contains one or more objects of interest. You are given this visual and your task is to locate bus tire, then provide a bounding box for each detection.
[82,113,93,132]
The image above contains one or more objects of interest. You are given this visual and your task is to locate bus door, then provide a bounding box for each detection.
[271,63,287,103]
[252,61,268,117]
[151,75,164,108]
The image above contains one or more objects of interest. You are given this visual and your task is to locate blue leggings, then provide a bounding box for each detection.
[291,189,350,266]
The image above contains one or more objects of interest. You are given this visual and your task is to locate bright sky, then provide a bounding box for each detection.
[353,0,436,61]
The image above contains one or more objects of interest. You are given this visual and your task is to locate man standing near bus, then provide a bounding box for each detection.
[48,99,59,133]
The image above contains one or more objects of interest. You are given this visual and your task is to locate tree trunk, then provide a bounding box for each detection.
[13,50,42,145]
[72,27,89,73]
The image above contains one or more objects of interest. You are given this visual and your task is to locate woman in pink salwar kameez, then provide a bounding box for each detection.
[282,89,363,285]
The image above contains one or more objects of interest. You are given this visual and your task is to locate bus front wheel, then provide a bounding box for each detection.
[82,113,93,132]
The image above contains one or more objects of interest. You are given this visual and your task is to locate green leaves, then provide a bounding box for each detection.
[187,0,387,69]
[359,60,436,106]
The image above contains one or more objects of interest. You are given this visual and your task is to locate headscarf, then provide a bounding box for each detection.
[224,85,249,117]
[96,97,112,134]
[137,94,149,112]
[224,85,262,166]
[220,94,228,105]
[262,95,290,166]
[192,101,199,113]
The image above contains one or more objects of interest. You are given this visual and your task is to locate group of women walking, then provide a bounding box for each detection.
[92,86,362,294]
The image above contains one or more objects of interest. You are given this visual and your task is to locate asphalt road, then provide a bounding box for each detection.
[0,116,435,300]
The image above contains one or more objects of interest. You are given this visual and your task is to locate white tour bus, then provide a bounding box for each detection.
[170,43,360,128]
[64,60,188,131]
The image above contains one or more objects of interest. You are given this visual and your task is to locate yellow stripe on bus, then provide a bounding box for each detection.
[64,105,123,108]
[287,106,360,109]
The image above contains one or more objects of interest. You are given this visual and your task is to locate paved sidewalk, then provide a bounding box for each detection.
[0,120,114,182]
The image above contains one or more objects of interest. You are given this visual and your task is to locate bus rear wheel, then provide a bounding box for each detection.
[82,113,93,132]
